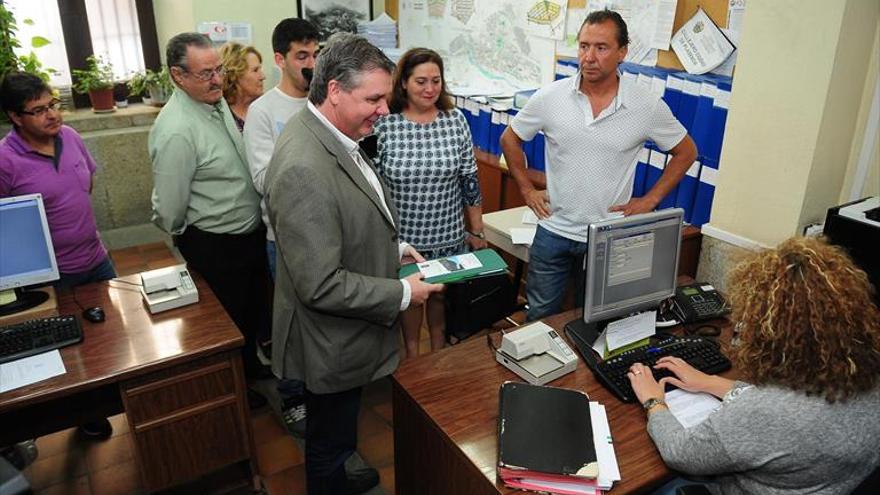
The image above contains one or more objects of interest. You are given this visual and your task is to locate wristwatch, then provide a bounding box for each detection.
[641,397,666,412]
[467,230,486,239]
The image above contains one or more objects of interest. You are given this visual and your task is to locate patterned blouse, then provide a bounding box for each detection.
[374,109,482,252]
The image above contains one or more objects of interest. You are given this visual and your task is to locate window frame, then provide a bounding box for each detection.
[58,0,161,108]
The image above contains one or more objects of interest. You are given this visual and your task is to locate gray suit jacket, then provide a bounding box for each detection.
[265,107,403,394]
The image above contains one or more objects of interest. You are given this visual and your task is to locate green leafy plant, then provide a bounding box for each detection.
[128,67,173,96]
[72,54,114,94]
[0,6,58,84]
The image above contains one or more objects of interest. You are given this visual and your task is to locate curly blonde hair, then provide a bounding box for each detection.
[218,42,261,104]
[727,236,880,402]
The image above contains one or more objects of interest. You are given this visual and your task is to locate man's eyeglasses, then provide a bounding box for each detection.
[19,99,62,117]
[182,65,226,82]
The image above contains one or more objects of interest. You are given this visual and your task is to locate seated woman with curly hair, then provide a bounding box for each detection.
[627,236,880,494]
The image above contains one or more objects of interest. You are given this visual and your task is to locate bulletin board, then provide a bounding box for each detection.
[385,0,731,72]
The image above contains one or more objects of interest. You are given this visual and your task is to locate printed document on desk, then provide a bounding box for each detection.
[605,311,656,351]
[511,227,537,245]
[665,389,721,428]
[0,350,66,393]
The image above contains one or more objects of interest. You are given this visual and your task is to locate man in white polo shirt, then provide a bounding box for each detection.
[501,9,697,321]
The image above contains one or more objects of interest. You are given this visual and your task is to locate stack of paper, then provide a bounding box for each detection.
[497,382,621,494]
[358,13,397,50]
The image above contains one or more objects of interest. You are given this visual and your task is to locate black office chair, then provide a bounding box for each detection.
[444,272,516,344]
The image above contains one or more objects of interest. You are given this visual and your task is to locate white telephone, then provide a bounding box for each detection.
[139,264,199,314]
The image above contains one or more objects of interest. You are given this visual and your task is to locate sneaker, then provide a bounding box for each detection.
[344,466,379,495]
[280,403,307,437]
[78,418,113,439]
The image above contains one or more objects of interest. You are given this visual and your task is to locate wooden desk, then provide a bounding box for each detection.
[392,309,734,494]
[0,276,257,493]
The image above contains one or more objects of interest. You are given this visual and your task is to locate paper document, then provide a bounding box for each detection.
[0,350,66,393]
[665,389,721,428]
[671,8,736,74]
[521,209,539,225]
[416,253,482,279]
[510,227,537,245]
[590,402,621,489]
[605,311,656,351]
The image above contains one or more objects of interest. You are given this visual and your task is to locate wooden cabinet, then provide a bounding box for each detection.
[121,352,252,493]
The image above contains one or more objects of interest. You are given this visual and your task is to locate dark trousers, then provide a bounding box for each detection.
[305,386,362,494]
[55,256,117,290]
[175,226,271,378]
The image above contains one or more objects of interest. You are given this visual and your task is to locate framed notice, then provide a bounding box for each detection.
[298,0,374,42]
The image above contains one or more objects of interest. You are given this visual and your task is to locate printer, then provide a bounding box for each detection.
[824,197,879,303]
[495,322,578,385]
[139,264,199,314]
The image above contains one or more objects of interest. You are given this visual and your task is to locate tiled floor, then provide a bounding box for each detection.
[19,242,522,495]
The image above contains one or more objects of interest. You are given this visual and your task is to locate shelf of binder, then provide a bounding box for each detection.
[454,94,547,172]
[609,61,733,227]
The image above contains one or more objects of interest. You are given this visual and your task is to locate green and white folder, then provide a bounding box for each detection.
[398,248,508,284]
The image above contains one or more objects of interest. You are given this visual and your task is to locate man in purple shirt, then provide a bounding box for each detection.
[1,72,116,437]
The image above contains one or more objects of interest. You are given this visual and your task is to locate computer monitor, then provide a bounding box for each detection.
[566,208,683,344]
[0,193,60,316]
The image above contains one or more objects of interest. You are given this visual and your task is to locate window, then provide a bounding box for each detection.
[7,0,159,107]
[7,0,71,87]
[84,0,145,80]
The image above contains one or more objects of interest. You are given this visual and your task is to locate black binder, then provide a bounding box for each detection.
[497,382,598,478]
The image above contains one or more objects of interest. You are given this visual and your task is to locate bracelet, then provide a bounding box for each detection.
[641,397,667,412]
[467,230,486,239]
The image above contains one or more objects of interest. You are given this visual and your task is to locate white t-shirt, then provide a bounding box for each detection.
[243,87,308,241]
[510,74,687,242]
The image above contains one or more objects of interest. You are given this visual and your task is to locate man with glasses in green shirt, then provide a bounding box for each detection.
[149,32,271,408]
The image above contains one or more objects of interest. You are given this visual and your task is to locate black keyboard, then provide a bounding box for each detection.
[0,315,83,364]
[566,324,731,403]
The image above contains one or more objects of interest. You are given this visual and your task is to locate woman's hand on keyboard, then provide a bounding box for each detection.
[654,356,735,399]
[627,362,665,404]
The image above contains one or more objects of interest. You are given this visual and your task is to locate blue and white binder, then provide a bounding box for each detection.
[675,159,702,223]
[643,146,666,199]
[657,152,679,210]
[691,157,719,227]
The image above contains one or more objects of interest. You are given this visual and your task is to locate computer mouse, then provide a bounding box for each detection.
[83,306,105,323]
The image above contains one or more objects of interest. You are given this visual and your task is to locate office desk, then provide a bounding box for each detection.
[0,275,257,493]
[392,309,734,494]
[482,207,704,278]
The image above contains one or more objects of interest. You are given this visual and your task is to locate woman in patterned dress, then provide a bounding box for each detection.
[374,48,486,359]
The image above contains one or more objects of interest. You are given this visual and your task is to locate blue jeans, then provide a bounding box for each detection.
[266,240,277,280]
[526,226,587,321]
[54,256,117,290]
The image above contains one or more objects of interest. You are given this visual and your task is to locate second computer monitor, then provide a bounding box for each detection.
[582,208,683,326]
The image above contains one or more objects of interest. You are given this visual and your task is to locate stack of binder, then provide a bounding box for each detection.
[497,382,620,494]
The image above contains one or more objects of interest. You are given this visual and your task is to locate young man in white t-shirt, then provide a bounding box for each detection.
[243,17,319,437]
[501,10,697,321]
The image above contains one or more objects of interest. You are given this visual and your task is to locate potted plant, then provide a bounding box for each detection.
[72,55,115,112]
[113,81,129,108]
[128,67,173,107]
[146,67,173,106]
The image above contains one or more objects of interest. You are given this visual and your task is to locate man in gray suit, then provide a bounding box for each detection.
[265,34,442,494]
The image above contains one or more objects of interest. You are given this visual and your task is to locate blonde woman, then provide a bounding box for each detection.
[628,236,880,494]
[219,42,265,132]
